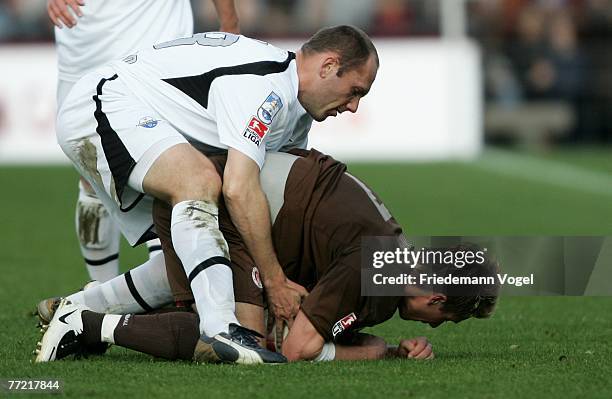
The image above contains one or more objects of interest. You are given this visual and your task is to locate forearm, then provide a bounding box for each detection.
[284,333,388,362]
[224,184,284,283]
[211,0,239,33]
[334,334,388,361]
[384,345,402,359]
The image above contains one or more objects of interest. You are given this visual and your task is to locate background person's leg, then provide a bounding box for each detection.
[76,178,120,282]
[59,79,121,283]
[75,177,162,283]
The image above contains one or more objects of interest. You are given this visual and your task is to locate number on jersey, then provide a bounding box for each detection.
[154,32,240,50]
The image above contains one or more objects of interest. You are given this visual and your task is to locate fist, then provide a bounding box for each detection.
[397,337,434,360]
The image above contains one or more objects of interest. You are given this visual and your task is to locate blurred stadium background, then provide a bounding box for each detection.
[2,0,612,162]
[1,1,611,398]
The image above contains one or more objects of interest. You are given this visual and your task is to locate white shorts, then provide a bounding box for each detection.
[57,79,75,112]
[57,67,187,246]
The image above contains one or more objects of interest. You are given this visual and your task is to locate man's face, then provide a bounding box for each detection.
[304,54,378,122]
[398,295,466,328]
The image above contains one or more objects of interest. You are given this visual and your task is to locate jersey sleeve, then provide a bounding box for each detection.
[300,251,363,342]
[279,125,309,152]
[208,75,286,169]
[289,134,308,150]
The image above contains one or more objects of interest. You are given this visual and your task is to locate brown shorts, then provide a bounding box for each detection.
[152,199,264,307]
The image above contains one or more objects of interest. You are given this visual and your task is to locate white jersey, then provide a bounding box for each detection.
[108,32,313,168]
[55,0,193,83]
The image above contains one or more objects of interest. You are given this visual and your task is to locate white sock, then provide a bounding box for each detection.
[171,200,239,336]
[66,253,173,313]
[76,181,120,282]
[146,238,163,259]
[100,314,122,344]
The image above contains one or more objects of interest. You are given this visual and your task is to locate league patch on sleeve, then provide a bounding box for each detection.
[243,116,269,146]
[257,92,283,125]
[332,312,357,338]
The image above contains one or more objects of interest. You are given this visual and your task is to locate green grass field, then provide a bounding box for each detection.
[1,147,611,398]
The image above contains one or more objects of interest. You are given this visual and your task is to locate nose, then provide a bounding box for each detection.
[346,97,360,113]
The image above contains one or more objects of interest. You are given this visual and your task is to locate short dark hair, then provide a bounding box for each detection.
[443,295,498,320]
[411,244,500,319]
[301,25,379,76]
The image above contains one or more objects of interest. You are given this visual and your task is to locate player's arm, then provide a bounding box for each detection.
[282,254,385,361]
[223,149,307,321]
[281,310,325,361]
[283,311,435,361]
[283,310,386,361]
[47,0,84,29]
[211,0,240,34]
[210,73,304,321]
[282,311,395,361]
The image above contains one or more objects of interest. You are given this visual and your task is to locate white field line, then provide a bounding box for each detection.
[471,149,612,197]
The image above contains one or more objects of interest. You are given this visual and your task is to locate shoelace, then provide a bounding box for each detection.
[231,326,262,349]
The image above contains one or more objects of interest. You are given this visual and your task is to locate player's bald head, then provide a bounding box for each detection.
[301,25,379,76]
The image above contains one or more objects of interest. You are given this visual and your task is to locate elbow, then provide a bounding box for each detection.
[222,179,247,205]
[282,339,323,362]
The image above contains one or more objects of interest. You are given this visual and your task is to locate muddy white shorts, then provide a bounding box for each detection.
[57,66,187,245]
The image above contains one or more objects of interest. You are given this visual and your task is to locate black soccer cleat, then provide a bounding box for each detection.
[193,323,287,365]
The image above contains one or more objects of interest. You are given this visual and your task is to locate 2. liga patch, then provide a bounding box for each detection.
[243,116,269,146]
[257,92,283,125]
[332,312,357,338]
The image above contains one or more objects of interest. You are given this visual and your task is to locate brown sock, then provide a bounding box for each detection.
[81,310,105,346]
[112,312,200,360]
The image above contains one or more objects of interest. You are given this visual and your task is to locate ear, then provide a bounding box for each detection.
[428,294,447,306]
[319,54,340,79]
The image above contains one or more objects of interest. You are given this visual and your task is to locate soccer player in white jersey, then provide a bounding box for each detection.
[55,25,379,364]
[48,0,239,283]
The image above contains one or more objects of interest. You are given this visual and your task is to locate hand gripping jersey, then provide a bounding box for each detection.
[156,150,403,342]
[109,32,313,168]
[55,0,193,83]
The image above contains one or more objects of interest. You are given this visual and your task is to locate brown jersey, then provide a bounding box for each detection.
[154,149,403,342]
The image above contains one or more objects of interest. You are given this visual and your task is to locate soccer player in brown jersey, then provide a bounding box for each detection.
[35,150,498,363]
